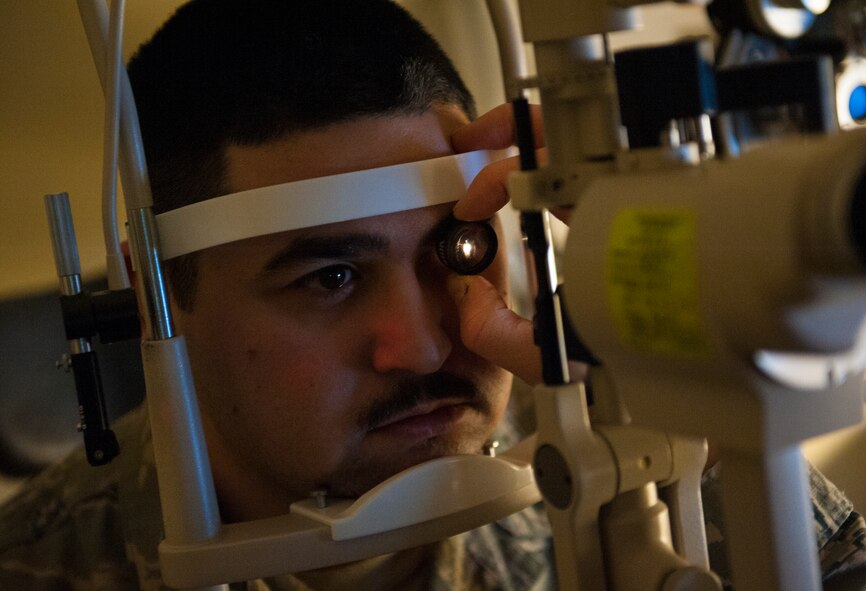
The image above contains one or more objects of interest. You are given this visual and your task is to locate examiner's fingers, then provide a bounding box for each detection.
[450,103,545,154]
[448,274,588,386]
[450,103,547,222]
[453,155,518,222]
[452,148,549,221]
[448,275,545,385]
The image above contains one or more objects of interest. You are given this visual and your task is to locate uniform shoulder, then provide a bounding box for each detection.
[0,405,152,590]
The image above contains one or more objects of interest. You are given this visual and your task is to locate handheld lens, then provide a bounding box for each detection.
[436,217,498,275]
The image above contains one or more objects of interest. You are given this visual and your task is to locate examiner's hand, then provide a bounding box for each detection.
[448,104,586,386]
[448,274,588,386]
[450,103,545,222]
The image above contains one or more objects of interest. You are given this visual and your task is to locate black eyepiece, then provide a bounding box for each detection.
[436,217,498,275]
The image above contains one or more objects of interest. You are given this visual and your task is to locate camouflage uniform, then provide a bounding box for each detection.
[0,404,864,590]
[702,461,866,588]
[0,406,553,591]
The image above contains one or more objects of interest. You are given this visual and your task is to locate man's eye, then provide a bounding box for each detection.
[299,265,354,292]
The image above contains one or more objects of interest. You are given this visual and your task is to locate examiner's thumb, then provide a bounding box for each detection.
[447,275,545,385]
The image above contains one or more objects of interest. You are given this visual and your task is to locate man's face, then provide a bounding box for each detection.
[172,106,513,521]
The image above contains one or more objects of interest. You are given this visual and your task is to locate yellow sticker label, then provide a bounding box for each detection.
[606,209,708,356]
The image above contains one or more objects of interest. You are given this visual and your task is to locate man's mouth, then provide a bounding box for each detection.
[366,398,474,442]
[360,372,488,444]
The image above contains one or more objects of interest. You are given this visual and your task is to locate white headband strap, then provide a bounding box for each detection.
[155,150,504,259]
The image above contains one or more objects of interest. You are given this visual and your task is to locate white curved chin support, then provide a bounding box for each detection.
[155,150,508,259]
[158,442,541,589]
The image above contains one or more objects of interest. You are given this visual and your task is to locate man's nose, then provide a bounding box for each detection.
[368,272,452,375]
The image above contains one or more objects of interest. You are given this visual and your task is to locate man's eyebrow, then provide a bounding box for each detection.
[258,233,390,276]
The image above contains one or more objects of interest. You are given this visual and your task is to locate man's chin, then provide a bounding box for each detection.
[323,435,487,499]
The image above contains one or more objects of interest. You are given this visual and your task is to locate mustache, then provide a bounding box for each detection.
[362,372,487,431]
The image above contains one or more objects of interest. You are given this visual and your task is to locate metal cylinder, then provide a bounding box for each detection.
[44,193,82,279]
[127,207,174,341]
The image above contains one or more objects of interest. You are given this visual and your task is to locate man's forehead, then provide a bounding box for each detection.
[225,109,469,193]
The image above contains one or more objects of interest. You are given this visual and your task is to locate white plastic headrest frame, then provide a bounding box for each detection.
[155,150,504,259]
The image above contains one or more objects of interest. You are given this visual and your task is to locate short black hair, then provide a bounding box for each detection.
[126,0,476,309]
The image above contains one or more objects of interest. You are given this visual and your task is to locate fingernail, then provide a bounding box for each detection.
[452,200,468,221]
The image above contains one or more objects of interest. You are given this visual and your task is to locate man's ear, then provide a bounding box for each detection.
[123,240,182,324]
[120,240,147,337]
[121,240,136,287]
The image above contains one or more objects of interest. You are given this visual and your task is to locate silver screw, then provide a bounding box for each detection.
[310,489,328,509]
[55,354,72,372]
[483,440,500,457]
